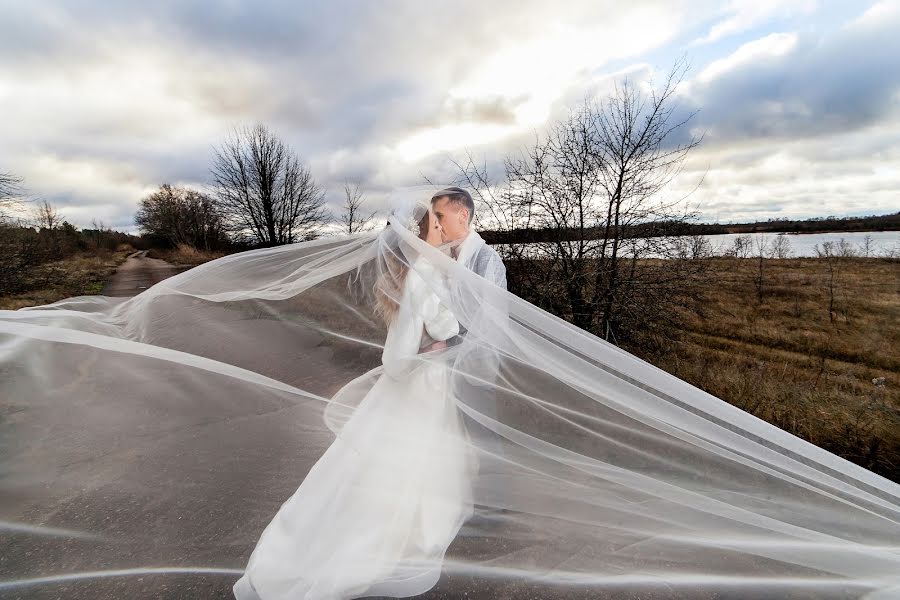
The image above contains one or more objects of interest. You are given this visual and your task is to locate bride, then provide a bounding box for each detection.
[233,199,478,600]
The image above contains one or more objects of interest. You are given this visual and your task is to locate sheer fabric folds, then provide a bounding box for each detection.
[2,186,899,599]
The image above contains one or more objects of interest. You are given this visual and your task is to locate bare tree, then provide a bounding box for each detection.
[0,171,26,224]
[673,234,713,260]
[753,235,770,303]
[210,123,328,246]
[88,218,109,250]
[135,184,228,250]
[729,234,753,259]
[814,240,851,323]
[452,59,706,344]
[32,199,62,230]
[836,238,859,258]
[337,182,378,235]
[770,234,792,259]
[859,234,875,258]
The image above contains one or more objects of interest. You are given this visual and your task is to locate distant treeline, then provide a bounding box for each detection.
[480,212,900,244]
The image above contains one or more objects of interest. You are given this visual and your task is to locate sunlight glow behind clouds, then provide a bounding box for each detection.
[396,123,517,163]
[395,4,681,161]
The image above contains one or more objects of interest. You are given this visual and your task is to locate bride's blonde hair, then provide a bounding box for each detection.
[373,210,430,326]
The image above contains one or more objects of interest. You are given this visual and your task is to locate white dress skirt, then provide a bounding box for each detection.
[234,257,477,600]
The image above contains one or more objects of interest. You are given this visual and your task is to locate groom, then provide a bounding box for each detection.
[425,187,511,514]
[430,186,507,291]
[420,186,507,351]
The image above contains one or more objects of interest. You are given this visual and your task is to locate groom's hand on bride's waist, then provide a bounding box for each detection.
[420,334,465,353]
[419,340,447,353]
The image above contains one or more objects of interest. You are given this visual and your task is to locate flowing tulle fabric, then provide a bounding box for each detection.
[233,355,477,600]
[2,186,900,599]
[234,239,479,600]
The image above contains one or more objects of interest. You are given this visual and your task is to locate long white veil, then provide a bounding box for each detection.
[2,186,899,599]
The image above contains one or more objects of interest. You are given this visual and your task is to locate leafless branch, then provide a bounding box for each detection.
[0,171,27,224]
[337,181,378,235]
[449,60,708,345]
[209,123,328,246]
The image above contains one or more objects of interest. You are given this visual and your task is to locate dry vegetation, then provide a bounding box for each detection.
[146,241,230,267]
[0,244,134,310]
[627,256,900,482]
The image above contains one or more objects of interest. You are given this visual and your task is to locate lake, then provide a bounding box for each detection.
[495,230,900,259]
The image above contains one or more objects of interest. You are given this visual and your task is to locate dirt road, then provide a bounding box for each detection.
[100,249,187,297]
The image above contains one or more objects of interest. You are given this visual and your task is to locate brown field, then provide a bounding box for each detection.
[628,257,900,482]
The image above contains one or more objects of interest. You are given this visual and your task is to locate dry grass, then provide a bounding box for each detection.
[146,242,229,267]
[0,246,134,310]
[629,257,900,482]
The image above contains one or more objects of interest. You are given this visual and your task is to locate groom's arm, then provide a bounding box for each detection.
[420,249,508,353]
[443,250,507,388]
[433,252,506,350]
[485,253,507,291]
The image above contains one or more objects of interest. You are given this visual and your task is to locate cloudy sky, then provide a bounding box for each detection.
[1,0,898,232]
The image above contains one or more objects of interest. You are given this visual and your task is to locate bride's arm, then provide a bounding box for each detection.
[410,260,459,343]
[381,262,458,373]
[419,287,459,341]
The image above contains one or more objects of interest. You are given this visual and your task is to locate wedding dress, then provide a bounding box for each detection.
[1,185,899,599]
[233,251,478,600]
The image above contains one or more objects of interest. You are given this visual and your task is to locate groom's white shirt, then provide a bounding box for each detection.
[453,228,477,263]
[451,227,507,291]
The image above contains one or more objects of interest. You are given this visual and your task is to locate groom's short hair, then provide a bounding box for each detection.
[431,187,474,224]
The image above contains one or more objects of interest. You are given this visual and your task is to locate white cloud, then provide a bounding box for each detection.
[697,32,798,83]
[12,152,160,230]
[392,2,686,161]
[848,0,900,28]
[692,0,816,45]
[668,117,900,222]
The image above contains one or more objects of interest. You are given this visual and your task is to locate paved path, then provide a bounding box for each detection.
[100,250,188,297]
